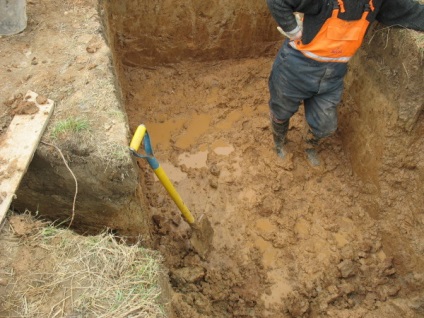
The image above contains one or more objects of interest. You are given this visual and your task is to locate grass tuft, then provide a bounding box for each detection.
[51,117,90,139]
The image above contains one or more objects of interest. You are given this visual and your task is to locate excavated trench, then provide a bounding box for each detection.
[97,1,424,317]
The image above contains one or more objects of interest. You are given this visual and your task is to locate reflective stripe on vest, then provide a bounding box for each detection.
[289,41,352,62]
[292,0,373,63]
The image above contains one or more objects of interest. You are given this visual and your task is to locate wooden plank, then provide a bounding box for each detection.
[0,91,54,227]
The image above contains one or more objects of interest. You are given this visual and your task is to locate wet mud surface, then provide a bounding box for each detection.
[125,59,422,317]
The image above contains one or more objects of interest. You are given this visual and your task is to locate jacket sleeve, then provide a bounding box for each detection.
[376,0,424,31]
[266,0,320,36]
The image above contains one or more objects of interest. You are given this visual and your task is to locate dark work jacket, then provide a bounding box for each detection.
[267,0,424,44]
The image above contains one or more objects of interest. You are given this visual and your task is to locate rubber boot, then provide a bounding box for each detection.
[271,118,289,159]
[305,130,321,166]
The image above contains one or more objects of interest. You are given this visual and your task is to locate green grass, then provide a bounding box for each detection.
[40,226,60,237]
[51,117,90,138]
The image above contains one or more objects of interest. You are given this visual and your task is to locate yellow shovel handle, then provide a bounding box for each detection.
[130,124,195,224]
[154,166,195,224]
[130,125,147,152]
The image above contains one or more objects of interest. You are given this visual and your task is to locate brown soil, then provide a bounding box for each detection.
[1,0,423,317]
[5,93,40,115]
[123,59,422,317]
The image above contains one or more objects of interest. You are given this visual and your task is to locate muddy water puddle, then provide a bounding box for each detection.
[127,59,410,317]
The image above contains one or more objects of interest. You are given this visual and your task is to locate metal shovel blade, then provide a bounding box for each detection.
[190,215,214,259]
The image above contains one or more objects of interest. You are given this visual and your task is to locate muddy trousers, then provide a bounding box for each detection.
[268,39,348,140]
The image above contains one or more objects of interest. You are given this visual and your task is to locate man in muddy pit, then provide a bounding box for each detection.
[267,0,424,166]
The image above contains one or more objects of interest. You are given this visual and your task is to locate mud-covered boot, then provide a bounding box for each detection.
[305,130,321,166]
[271,118,289,159]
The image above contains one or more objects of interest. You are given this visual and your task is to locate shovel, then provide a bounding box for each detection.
[130,124,214,259]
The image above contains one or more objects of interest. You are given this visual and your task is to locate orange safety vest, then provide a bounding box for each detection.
[290,0,374,63]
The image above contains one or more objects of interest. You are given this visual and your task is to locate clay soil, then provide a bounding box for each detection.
[1,0,424,317]
[125,60,423,317]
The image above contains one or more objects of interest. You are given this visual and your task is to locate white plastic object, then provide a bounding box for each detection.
[0,0,27,36]
[277,13,303,38]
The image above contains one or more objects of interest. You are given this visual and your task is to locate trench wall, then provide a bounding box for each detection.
[100,0,424,279]
[339,26,424,275]
[98,0,280,67]
[99,0,423,225]
[341,27,423,186]
[98,1,424,272]
[10,0,151,239]
[340,26,423,206]
[97,3,424,310]
[97,0,281,110]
